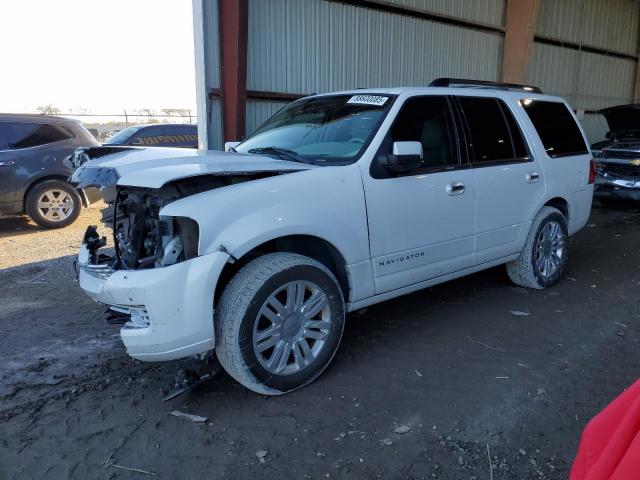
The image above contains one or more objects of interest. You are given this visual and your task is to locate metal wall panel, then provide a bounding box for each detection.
[372,0,506,27]
[204,0,221,89]
[247,0,503,94]
[536,0,640,55]
[194,0,223,149]
[526,42,635,143]
[526,43,636,111]
[246,100,289,135]
[209,99,224,149]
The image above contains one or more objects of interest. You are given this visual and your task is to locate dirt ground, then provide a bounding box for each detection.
[1,204,639,480]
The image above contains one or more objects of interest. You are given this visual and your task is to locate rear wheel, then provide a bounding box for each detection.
[506,206,568,289]
[215,253,345,395]
[26,180,81,228]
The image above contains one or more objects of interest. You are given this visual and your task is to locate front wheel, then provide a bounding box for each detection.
[506,206,568,289]
[215,253,345,395]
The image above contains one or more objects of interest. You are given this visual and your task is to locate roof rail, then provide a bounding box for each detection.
[429,78,543,94]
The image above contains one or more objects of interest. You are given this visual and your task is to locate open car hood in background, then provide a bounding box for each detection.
[601,104,640,134]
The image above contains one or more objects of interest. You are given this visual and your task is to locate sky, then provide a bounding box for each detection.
[0,0,196,115]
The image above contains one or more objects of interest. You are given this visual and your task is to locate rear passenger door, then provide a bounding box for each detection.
[455,96,545,264]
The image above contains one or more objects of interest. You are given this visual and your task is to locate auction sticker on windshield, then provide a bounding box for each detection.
[347,95,389,106]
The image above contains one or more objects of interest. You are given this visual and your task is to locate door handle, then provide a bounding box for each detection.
[446,182,465,196]
[0,161,16,167]
[526,172,540,183]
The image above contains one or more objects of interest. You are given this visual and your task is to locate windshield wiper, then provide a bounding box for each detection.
[247,146,310,164]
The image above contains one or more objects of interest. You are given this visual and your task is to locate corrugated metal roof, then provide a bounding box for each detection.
[536,0,640,55]
[247,0,503,94]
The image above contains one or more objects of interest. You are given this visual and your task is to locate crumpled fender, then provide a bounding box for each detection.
[159,164,370,266]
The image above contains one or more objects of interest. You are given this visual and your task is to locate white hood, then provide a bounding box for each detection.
[72,147,314,189]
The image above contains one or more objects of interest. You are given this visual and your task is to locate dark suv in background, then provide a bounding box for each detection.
[104,124,198,148]
[0,114,99,228]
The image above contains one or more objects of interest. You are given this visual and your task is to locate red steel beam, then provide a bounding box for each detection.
[218,0,248,141]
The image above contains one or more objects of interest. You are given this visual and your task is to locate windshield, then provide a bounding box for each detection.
[104,126,142,145]
[235,94,394,164]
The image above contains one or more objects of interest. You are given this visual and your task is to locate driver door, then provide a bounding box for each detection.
[360,96,476,294]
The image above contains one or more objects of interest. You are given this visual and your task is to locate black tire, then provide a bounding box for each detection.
[215,253,345,395]
[506,206,569,289]
[25,180,81,228]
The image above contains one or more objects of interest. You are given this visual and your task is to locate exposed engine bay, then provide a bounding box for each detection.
[77,172,279,271]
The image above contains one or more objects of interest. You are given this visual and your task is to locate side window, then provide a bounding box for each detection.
[129,126,163,146]
[4,122,72,149]
[374,96,457,177]
[458,97,527,164]
[520,100,588,157]
[0,123,11,150]
[161,125,198,147]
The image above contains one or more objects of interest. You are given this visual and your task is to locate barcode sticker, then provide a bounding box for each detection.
[347,95,389,106]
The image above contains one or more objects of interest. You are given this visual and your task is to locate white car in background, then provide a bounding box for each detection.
[72,79,594,395]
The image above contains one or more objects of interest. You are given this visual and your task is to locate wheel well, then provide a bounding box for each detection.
[544,197,569,220]
[214,235,350,304]
[22,175,71,209]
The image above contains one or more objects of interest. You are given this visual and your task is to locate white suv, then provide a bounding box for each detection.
[73,79,595,395]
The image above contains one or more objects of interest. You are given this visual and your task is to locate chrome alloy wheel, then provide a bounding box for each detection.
[534,220,564,279]
[37,189,74,222]
[253,280,331,376]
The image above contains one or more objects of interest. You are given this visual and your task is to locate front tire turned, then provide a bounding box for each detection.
[215,253,345,395]
[506,206,568,289]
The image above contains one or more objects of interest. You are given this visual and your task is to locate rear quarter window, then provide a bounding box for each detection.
[1,122,73,149]
[521,100,588,158]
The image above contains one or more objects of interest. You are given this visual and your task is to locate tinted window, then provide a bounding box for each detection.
[459,97,526,164]
[375,96,457,176]
[104,126,141,145]
[160,125,198,147]
[521,100,588,157]
[0,124,11,150]
[502,104,528,158]
[1,122,72,149]
[129,126,163,146]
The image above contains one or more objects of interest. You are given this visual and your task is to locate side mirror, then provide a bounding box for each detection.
[378,141,423,173]
[225,141,241,152]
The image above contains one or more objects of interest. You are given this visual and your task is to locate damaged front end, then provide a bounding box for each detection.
[71,164,280,338]
[76,179,204,331]
[104,186,199,270]
[593,144,640,202]
[73,166,271,275]
[69,151,311,360]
